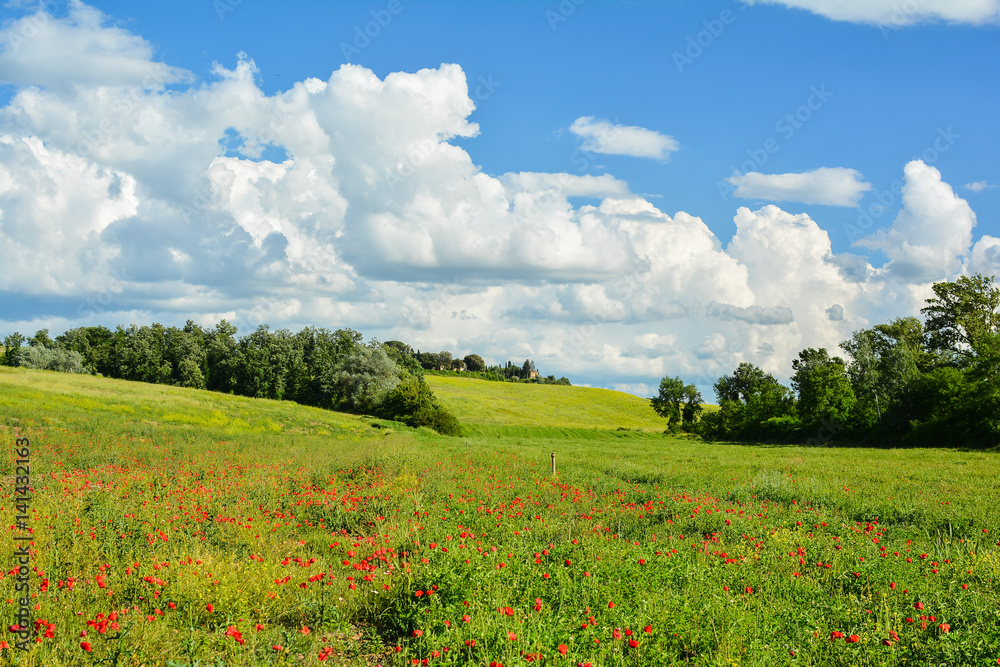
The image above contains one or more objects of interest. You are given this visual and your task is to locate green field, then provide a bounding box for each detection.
[1,367,998,666]
[424,374,668,433]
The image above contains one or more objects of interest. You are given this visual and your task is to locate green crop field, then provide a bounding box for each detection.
[1,367,998,666]
[424,375,668,433]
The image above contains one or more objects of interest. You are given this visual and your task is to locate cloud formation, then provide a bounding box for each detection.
[726,168,872,206]
[964,180,996,192]
[855,161,977,284]
[0,2,994,398]
[740,0,1000,26]
[569,117,679,161]
[0,0,192,89]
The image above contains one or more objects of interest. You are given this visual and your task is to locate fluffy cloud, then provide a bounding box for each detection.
[968,236,1000,278]
[740,0,1000,26]
[726,168,872,206]
[569,117,679,161]
[0,2,994,397]
[856,160,977,284]
[0,0,192,89]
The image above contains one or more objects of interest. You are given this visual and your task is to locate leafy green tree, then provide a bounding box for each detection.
[791,348,855,433]
[908,330,1000,448]
[463,354,486,372]
[922,273,1000,361]
[232,326,302,400]
[841,318,922,432]
[110,324,173,384]
[204,320,239,393]
[650,376,685,426]
[2,332,25,366]
[381,340,424,378]
[383,340,414,358]
[323,343,401,413]
[681,384,703,426]
[415,352,440,370]
[437,351,453,370]
[28,329,55,349]
[165,325,207,389]
[704,362,795,440]
[56,326,114,375]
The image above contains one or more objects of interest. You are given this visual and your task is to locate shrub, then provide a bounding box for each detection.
[377,376,461,436]
[12,346,92,374]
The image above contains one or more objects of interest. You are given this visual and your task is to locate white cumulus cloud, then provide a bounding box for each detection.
[856,160,977,284]
[726,168,872,206]
[0,0,192,90]
[569,116,679,161]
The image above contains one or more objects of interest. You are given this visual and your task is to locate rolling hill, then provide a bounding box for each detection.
[423,374,667,431]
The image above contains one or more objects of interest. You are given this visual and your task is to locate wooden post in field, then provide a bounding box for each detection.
[551,452,556,475]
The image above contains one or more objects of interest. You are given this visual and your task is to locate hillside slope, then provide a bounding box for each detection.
[0,365,381,440]
[424,374,666,431]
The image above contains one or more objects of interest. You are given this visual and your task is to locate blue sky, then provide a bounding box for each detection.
[0,0,998,396]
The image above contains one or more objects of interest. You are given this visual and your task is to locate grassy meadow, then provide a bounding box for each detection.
[0,366,998,666]
[423,375,669,432]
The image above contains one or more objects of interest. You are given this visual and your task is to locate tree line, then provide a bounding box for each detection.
[0,322,462,435]
[651,274,999,448]
[392,344,571,385]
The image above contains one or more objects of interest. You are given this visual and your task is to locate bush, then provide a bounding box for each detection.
[377,377,461,436]
[410,403,462,436]
[12,347,92,374]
